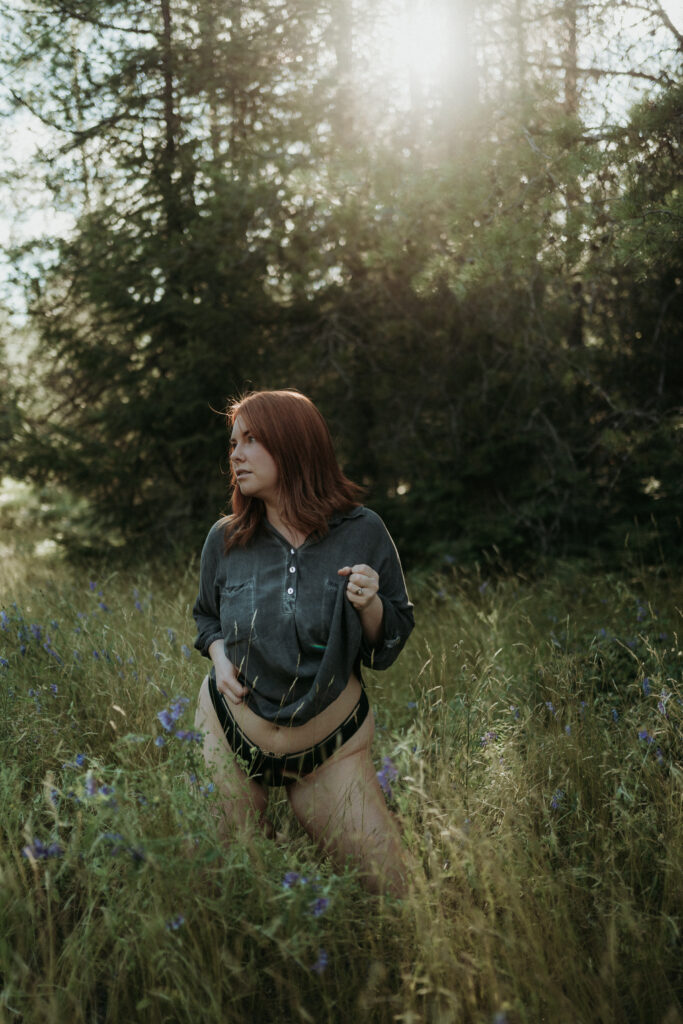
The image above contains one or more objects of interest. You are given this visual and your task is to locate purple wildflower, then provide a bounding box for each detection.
[175,730,203,743]
[50,683,58,695]
[0,658,8,669]
[655,748,665,766]
[643,678,651,696]
[89,581,96,591]
[75,753,86,766]
[550,789,565,810]
[98,602,109,613]
[30,624,42,642]
[377,756,399,798]
[479,730,498,748]
[545,701,557,716]
[157,709,175,731]
[282,871,302,889]
[154,735,166,747]
[0,611,9,630]
[658,690,669,717]
[166,914,185,931]
[638,729,654,744]
[310,897,330,917]
[134,601,143,612]
[22,838,63,861]
[311,949,328,974]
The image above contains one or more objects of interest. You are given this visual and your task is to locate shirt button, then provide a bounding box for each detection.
[290,548,295,554]
[287,587,294,595]
[289,566,296,573]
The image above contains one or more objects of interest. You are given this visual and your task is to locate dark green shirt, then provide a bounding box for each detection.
[192,506,414,725]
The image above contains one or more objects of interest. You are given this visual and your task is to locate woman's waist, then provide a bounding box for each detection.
[232,674,363,754]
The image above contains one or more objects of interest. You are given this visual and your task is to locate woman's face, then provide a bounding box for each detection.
[229,415,279,507]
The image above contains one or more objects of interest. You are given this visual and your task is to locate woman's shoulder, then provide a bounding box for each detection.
[201,516,233,552]
[333,505,390,537]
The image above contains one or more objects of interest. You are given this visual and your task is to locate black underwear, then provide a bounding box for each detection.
[207,673,370,787]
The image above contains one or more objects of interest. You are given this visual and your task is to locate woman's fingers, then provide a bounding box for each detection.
[216,672,248,704]
[338,564,380,608]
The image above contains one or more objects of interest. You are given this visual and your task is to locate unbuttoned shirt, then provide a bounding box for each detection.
[192,506,414,725]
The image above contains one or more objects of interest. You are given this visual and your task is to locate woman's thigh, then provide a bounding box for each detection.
[286,712,407,894]
[195,675,268,828]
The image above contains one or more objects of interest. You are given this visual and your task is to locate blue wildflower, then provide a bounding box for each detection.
[157,709,175,732]
[545,701,557,716]
[407,701,417,709]
[75,753,86,766]
[98,602,109,613]
[84,773,98,797]
[565,724,571,735]
[30,624,42,642]
[611,708,619,722]
[155,735,166,747]
[167,628,176,644]
[181,644,191,659]
[310,897,330,917]
[643,678,651,696]
[175,730,202,743]
[377,756,399,798]
[89,581,96,591]
[134,601,142,612]
[311,949,328,974]
[166,914,185,931]
[638,729,654,744]
[0,610,9,630]
[0,658,8,669]
[22,838,63,861]
[550,789,565,810]
[509,705,519,719]
[282,871,302,889]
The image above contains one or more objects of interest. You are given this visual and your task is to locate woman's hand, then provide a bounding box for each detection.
[208,639,248,705]
[337,563,380,610]
[338,564,384,648]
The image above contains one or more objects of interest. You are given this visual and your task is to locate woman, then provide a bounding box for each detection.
[193,389,414,895]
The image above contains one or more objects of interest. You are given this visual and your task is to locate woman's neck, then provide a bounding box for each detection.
[265,504,308,549]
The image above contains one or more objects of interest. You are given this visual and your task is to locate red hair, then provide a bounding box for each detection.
[221,389,363,552]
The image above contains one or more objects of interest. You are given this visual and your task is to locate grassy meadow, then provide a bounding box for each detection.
[0,511,681,1023]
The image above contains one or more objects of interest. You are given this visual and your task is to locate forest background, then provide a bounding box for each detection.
[0,0,680,571]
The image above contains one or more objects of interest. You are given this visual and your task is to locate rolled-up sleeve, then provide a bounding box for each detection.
[359,519,414,670]
[192,524,224,658]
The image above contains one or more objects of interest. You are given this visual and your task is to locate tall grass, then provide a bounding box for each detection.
[0,535,681,1024]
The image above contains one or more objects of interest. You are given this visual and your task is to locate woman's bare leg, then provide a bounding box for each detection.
[286,712,407,896]
[194,675,269,839]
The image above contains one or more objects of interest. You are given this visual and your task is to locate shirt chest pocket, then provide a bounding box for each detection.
[304,578,341,648]
[220,580,259,644]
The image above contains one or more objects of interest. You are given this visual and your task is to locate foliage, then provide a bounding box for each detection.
[0,537,681,1022]
[0,0,681,566]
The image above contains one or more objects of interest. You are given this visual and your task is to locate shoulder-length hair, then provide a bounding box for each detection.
[221,389,363,552]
